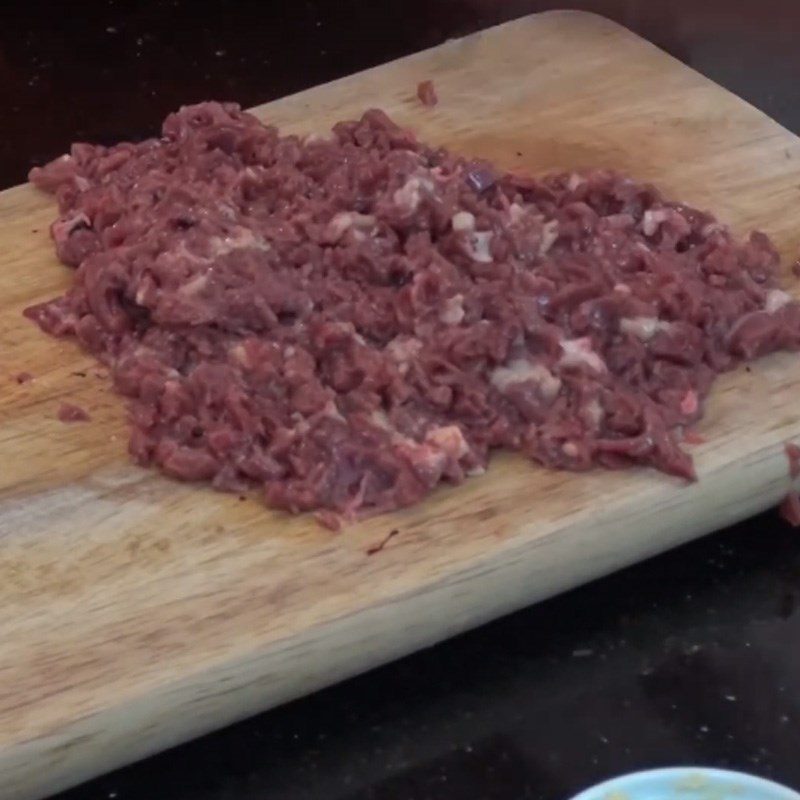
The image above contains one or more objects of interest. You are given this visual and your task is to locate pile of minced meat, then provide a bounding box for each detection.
[26,102,800,527]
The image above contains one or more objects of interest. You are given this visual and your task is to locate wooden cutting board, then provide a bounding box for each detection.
[2,10,800,799]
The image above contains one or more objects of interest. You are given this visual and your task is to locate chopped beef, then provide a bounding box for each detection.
[786,442,800,479]
[57,402,90,423]
[417,80,438,108]
[780,491,800,526]
[25,102,800,526]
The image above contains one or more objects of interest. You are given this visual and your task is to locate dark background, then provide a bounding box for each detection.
[1,1,799,798]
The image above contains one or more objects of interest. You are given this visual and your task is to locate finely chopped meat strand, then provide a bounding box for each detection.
[25,102,800,527]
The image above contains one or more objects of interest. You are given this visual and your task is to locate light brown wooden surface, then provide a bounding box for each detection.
[2,10,800,799]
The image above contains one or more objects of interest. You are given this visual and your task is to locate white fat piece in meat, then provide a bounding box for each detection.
[701,221,726,237]
[209,227,271,256]
[508,203,526,224]
[641,208,671,237]
[388,424,469,485]
[371,413,468,462]
[439,294,465,325]
[559,337,607,373]
[620,316,674,342]
[177,272,209,297]
[395,440,447,484]
[386,336,423,374]
[168,241,209,265]
[562,441,580,458]
[583,398,604,427]
[326,211,377,242]
[765,288,792,314]
[604,213,636,230]
[291,414,311,435]
[505,206,558,254]
[229,342,249,367]
[327,212,356,240]
[370,410,393,431]
[303,131,335,144]
[393,176,434,214]
[567,173,586,192]
[464,230,494,263]
[539,220,559,255]
[216,202,238,222]
[322,399,346,422]
[51,212,91,245]
[490,359,562,402]
[451,211,476,232]
[425,425,470,459]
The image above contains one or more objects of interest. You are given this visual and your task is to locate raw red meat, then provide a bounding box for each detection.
[785,441,800,479]
[57,402,90,423]
[780,491,800,527]
[25,102,800,525]
[417,80,438,108]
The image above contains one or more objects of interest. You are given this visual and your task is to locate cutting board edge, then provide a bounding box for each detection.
[245,10,604,111]
[1,435,792,800]
[246,7,800,150]
[7,11,796,206]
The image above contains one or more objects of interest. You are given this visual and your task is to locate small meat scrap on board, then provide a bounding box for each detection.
[682,429,706,445]
[780,491,800,527]
[417,79,438,107]
[25,101,800,526]
[14,372,33,384]
[57,402,90,423]
[785,441,800,479]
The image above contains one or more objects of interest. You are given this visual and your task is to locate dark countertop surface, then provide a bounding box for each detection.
[2,1,799,798]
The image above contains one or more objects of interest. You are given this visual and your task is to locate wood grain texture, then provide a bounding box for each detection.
[2,10,800,799]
